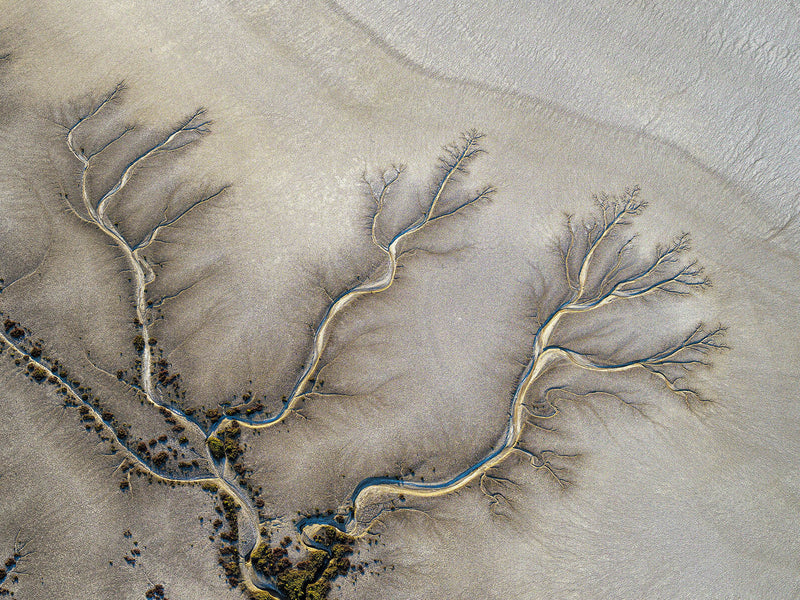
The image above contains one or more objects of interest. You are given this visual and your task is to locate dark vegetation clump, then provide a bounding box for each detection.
[208,422,242,462]
[216,491,241,588]
[30,364,48,382]
[0,535,29,595]
[155,358,178,386]
[3,319,24,339]
[150,349,185,406]
[277,550,328,600]
[250,544,292,578]
[222,422,242,460]
[207,436,225,461]
[250,526,354,600]
[245,402,264,415]
[206,423,266,517]
[145,584,168,600]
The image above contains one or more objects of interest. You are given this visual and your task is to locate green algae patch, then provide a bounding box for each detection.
[276,549,327,600]
[207,436,225,461]
[250,526,355,600]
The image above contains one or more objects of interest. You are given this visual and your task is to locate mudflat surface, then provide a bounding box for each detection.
[0,2,797,598]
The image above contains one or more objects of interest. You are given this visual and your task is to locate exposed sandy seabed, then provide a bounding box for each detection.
[0,1,797,599]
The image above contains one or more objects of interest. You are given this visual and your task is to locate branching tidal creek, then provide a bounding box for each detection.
[0,83,726,599]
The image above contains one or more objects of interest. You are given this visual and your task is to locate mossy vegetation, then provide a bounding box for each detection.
[30,365,48,381]
[276,550,327,600]
[250,526,354,600]
[207,436,225,461]
[221,422,242,460]
[208,422,243,462]
[247,591,281,600]
[216,491,241,587]
[250,543,292,578]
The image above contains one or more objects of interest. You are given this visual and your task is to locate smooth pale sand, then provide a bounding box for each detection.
[0,1,797,598]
